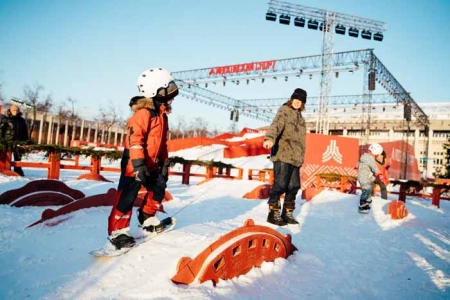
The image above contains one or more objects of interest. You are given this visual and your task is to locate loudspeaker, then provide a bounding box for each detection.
[368,71,376,91]
[404,104,412,121]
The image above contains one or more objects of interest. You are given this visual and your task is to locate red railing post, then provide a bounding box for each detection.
[0,150,12,171]
[90,156,101,175]
[432,185,441,208]
[48,151,61,179]
[182,164,191,185]
[340,176,348,193]
[235,168,243,180]
[206,166,214,179]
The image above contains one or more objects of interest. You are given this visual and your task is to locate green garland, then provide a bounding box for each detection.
[168,156,235,168]
[0,140,234,168]
[317,173,357,182]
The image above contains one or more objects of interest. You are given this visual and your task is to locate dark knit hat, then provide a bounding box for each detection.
[290,88,307,103]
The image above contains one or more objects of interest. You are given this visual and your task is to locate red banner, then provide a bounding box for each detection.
[209,60,276,76]
[301,134,360,189]
[376,141,421,181]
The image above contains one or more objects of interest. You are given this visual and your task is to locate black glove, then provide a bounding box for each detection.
[131,158,149,185]
[161,159,172,182]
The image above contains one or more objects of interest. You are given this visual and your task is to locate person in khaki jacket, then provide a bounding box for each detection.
[263,88,307,226]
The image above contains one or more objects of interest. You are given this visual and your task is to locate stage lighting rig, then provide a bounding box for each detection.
[265,0,387,135]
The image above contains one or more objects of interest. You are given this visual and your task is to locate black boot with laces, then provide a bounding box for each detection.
[281,208,299,224]
[267,203,287,226]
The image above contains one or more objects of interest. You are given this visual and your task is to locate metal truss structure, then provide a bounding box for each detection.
[239,93,399,111]
[173,48,429,128]
[266,0,387,134]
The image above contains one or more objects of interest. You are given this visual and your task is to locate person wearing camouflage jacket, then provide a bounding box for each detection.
[263,88,307,226]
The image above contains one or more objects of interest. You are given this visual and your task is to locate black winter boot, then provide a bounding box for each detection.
[109,231,136,250]
[267,203,287,226]
[281,208,299,224]
[137,208,164,233]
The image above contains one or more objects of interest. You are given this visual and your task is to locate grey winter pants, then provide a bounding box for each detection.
[268,161,300,208]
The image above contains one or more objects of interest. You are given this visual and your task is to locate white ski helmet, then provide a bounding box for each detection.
[137,67,179,101]
[368,143,383,155]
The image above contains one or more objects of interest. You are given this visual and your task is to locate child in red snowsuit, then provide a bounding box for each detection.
[107,68,178,249]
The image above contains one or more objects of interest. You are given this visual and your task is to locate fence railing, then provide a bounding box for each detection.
[0,150,244,184]
[1,149,448,207]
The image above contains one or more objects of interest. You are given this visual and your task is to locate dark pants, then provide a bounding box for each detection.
[268,161,300,208]
[115,171,167,213]
[374,177,387,200]
[13,148,24,176]
[360,188,372,201]
[108,171,167,234]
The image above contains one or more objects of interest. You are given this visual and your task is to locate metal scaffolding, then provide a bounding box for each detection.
[265,0,388,134]
[174,49,429,128]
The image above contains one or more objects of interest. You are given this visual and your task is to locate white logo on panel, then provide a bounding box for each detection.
[322,140,343,164]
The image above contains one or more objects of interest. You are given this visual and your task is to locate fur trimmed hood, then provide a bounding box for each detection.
[131,97,156,113]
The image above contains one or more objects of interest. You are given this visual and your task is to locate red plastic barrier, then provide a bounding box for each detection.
[171,219,297,286]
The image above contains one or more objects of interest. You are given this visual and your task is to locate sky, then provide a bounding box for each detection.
[0,132,449,299]
[1,0,450,131]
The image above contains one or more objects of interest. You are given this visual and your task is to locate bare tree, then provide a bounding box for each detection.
[186,117,209,138]
[23,84,45,137]
[55,102,71,124]
[95,101,124,144]
[169,115,187,139]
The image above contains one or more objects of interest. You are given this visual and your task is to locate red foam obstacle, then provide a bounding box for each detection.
[0,170,21,177]
[387,200,409,220]
[0,179,85,207]
[76,173,112,182]
[27,189,174,228]
[171,219,297,286]
[243,184,271,199]
[301,187,324,201]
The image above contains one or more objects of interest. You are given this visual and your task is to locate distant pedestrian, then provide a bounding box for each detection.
[263,88,307,226]
[0,105,29,176]
[357,143,389,213]
[107,67,178,250]
[374,149,391,199]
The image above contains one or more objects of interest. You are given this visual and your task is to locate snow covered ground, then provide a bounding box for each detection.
[0,144,449,300]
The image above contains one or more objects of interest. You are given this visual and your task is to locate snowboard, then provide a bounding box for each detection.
[90,217,176,257]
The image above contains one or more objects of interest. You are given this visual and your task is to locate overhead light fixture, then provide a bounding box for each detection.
[279,14,291,25]
[294,17,305,27]
[285,76,288,81]
[335,24,346,35]
[373,32,383,41]
[266,11,277,21]
[307,19,319,30]
[361,30,372,40]
[309,74,313,79]
[348,27,359,37]
[319,22,330,32]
